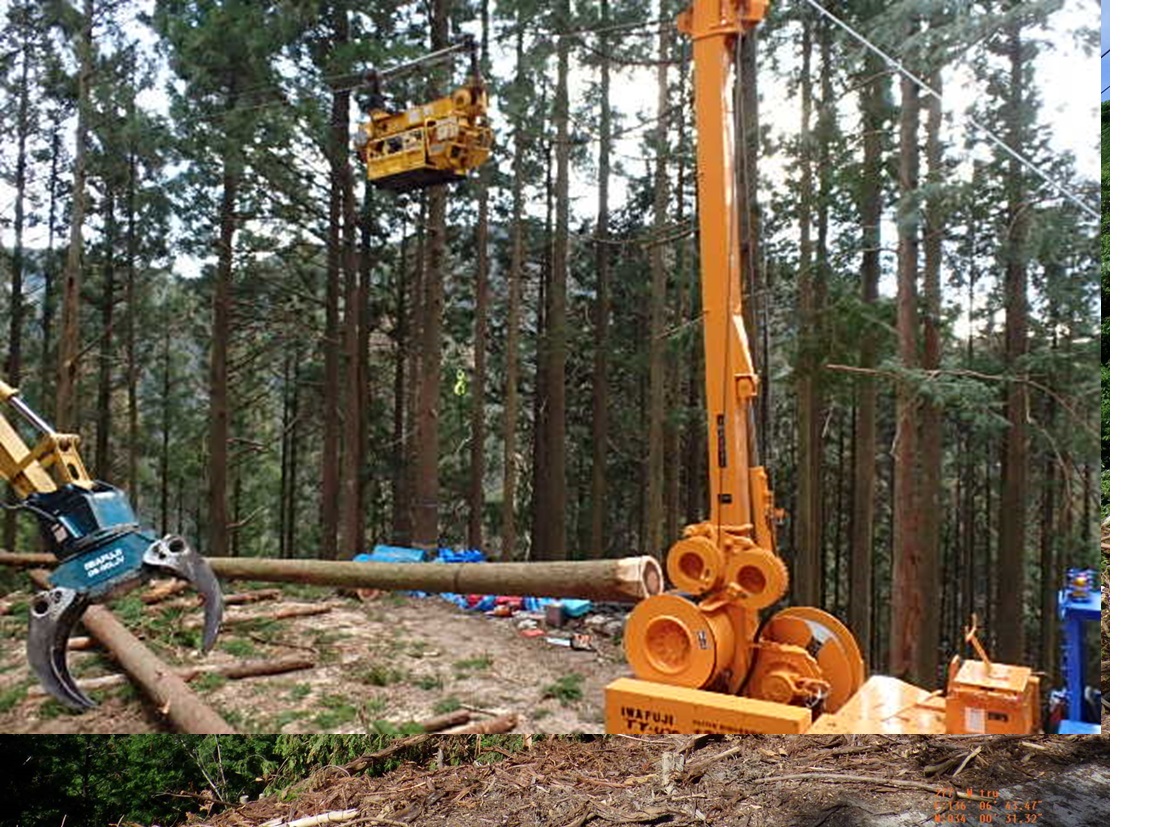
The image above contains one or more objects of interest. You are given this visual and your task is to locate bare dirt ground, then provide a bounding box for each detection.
[0,585,628,733]
[193,734,1110,827]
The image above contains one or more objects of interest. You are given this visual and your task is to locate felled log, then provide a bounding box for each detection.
[29,569,236,733]
[0,552,664,602]
[199,555,663,602]
[141,579,190,604]
[260,810,358,827]
[27,654,316,697]
[180,603,334,630]
[163,588,282,611]
[442,712,519,734]
[417,709,471,731]
[341,734,433,773]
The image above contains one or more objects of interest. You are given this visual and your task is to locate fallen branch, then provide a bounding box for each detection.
[181,603,334,629]
[27,655,316,697]
[341,734,433,774]
[165,589,282,610]
[759,773,998,802]
[141,579,190,604]
[442,713,519,734]
[417,709,471,731]
[826,745,882,757]
[675,734,724,755]
[260,809,358,827]
[680,745,741,783]
[952,746,982,778]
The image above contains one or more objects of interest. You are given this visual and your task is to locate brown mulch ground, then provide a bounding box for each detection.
[191,735,1110,827]
[0,588,627,733]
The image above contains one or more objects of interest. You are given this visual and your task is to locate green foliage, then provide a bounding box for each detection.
[220,637,259,658]
[453,654,493,672]
[288,682,312,701]
[360,663,409,687]
[191,671,228,693]
[542,673,584,706]
[312,694,359,729]
[369,719,425,737]
[433,695,463,714]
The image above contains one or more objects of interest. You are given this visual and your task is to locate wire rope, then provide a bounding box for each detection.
[795,0,1100,221]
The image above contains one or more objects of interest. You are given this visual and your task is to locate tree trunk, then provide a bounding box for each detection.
[341,118,364,560]
[336,42,364,564]
[279,344,298,559]
[666,52,691,547]
[849,50,885,658]
[392,207,418,544]
[500,24,527,561]
[1038,391,1057,682]
[643,7,672,559]
[353,183,373,554]
[320,77,349,560]
[812,12,834,609]
[96,192,116,479]
[889,62,923,683]
[56,0,94,431]
[161,328,172,534]
[468,0,492,552]
[41,129,62,400]
[124,137,139,497]
[919,65,944,685]
[530,151,552,559]
[539,0,570,560]
[413,0,450,548]
[3,30,31,551]
[207,84,241,558]
[996,16,1030,665]
[794,15,821,606]
[590,0,611,560]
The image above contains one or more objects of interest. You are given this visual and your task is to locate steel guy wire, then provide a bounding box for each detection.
[796,0,1100,221]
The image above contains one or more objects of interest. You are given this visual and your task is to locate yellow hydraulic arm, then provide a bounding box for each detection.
[0,379,92,499]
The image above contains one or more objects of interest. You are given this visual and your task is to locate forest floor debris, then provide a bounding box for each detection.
[191,734,1109,827]
[0,585,627,733]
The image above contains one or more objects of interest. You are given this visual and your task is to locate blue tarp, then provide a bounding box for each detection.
[352,545,587,617]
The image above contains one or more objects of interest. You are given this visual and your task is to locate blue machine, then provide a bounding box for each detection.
[1054,568,1102,734]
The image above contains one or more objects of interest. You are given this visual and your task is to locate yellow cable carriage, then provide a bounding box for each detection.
[355,62,493,193]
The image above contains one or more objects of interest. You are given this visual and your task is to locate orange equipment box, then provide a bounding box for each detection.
[605,677,811,735]
[944,659,1041,734]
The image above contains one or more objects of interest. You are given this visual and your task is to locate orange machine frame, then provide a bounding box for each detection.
[604,0,1039,736]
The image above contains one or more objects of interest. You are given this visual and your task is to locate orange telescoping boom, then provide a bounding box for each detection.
[604,0,1040,735]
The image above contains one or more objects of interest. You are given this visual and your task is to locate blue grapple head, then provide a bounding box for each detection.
[25,485,224,708]
[1,379,223,709]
